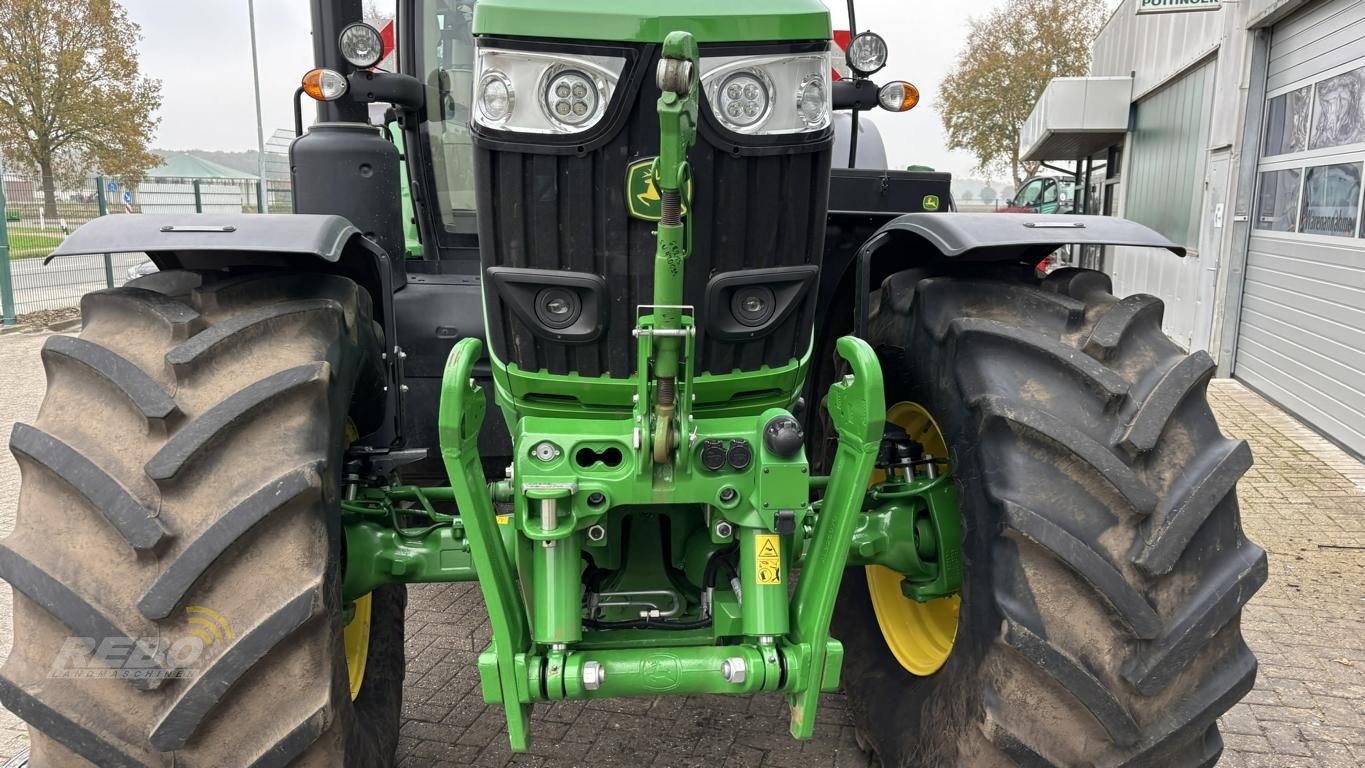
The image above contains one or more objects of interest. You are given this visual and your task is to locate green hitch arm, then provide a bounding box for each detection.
[786,336,884,739]
[649,30,699,462]
[438,337,533,750]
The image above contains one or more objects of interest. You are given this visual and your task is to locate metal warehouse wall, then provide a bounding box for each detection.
[1107,62,1215,350]
[1235,0,1365,456]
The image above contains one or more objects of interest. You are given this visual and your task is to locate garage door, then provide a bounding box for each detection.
[1239,0,1365,456]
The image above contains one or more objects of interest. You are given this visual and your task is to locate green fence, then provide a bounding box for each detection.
[0,174,293,324]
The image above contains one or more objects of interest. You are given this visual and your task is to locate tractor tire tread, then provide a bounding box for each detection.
[80,287,205,340]
[138,464,323,620]
[41,335,179,423]
[165,298,345,369]
[1,269,398,767]
[0,675,144,768]
[143,362,329,482]
[0,544,168,691]
[8,422,170,551]
[150,585,320,750]
[845,269,1263,768]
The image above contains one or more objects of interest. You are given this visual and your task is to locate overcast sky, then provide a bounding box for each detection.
[129,0,1015,180]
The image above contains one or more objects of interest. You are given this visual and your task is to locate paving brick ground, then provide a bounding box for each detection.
[0,331,1361,766]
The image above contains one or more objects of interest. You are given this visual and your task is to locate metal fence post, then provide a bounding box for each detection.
[0,174,17,325]
[193,178,203,213]
[96,176,113,288]
[256,180,266,214]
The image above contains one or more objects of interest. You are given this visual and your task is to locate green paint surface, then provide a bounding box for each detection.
[473,0,830,43]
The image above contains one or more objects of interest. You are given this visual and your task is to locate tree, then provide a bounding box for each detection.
[980,186,997,204]
[0,0,162,217]
[958,189,975,202]
[937,0,1104,187]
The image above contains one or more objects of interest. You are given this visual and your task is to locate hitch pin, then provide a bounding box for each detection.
[540,497,557,548]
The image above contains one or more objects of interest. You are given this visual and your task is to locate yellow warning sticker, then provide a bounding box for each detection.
[755,534,782,585]
[496,514,511,526]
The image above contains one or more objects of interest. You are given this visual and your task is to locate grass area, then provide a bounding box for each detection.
[4,226,66,259]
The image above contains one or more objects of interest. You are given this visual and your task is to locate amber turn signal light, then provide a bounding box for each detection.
[878,81,919,112]
[301,68,348,102]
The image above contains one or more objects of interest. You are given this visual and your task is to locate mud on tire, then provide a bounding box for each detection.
[0,270,404,767]
[834,267,1266,767]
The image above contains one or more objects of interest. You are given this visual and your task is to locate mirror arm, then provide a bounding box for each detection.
[347,71,425,112]
[833,78,880,111]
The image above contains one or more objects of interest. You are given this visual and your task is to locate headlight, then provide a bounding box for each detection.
[701,52,831,135]
[715,71,772,129]
[473,48,625,134]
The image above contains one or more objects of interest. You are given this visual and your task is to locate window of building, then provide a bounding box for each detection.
[1255,168,1301,232]
[1309,66,1365,151]
[1264,86,1311,155]
[1298,162,1362,236]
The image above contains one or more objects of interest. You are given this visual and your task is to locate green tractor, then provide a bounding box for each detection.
[3,1,1265,765]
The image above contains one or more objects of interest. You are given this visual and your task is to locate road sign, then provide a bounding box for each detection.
[107,181,119,193]
[122,191,132,204]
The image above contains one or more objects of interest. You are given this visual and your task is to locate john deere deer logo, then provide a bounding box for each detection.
[626,157,691,221]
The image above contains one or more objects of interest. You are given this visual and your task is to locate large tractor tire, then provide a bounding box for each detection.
[0,271,405,767]
[835,267,1266,767]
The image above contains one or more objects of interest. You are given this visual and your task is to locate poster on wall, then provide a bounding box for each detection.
[1136,0,1221,13]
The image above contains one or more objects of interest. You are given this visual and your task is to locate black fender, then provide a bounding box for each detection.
[847,212,1185,336]
[47,213,401,341]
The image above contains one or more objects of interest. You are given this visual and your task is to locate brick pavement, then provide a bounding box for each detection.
[0,331,1361,766]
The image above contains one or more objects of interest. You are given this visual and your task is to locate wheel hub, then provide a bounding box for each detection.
[866,401,961,676]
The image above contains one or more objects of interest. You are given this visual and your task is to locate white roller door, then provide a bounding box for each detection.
[1238,0,1365,456]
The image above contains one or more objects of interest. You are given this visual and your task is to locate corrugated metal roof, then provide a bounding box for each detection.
[148,154,258,180]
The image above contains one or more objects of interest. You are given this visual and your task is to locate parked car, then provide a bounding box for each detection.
[126,260,158,281]
[999,174,1076,214]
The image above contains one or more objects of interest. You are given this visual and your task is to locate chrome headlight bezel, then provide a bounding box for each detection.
[472,47,626,135]
[700,51,832,135]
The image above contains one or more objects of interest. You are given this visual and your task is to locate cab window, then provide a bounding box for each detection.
[421,0,478,235]
[1015,179,1044,207]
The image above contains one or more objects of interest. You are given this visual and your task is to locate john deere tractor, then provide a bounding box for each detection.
[2,1,1266,765]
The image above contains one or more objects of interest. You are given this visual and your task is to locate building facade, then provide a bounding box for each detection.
[1022,0,1365,458]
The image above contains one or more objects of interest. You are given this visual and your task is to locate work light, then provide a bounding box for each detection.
[700,52,831,135]
[846,32,888,77]
[339,22,384,69]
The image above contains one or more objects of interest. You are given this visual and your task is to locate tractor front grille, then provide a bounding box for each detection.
[473,40,833,379]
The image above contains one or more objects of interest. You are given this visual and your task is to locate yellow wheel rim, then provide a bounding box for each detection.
[344,593,371,701]
[866,401,961,676]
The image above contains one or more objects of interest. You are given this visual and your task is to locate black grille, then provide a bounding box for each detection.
[474,43,832,378]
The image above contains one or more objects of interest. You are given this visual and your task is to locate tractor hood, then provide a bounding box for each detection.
[472,0,830,43]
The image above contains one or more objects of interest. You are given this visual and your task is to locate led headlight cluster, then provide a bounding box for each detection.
[473,48,625,134]
[701,52,831,135]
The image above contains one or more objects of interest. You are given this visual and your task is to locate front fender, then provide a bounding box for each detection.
[849,212,1185,338]
[859,212,1185,264]
[46,212,400,337]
